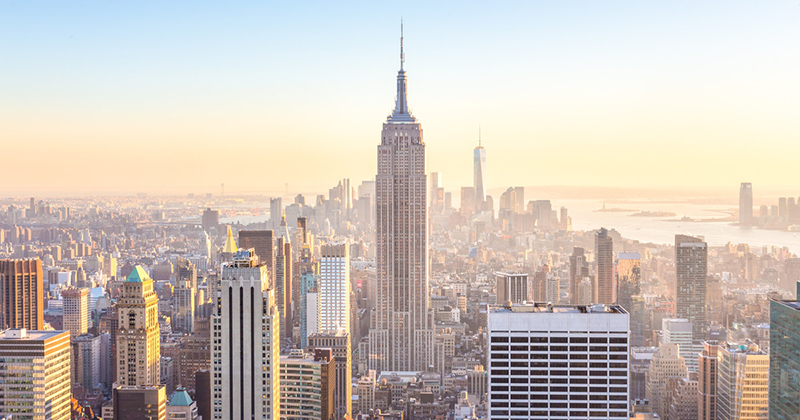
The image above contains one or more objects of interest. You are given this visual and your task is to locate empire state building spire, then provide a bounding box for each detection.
[388,20,416,123]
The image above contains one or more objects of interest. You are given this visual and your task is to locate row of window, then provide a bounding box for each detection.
[491,336,627,344]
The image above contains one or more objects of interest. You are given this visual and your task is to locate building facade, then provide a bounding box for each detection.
[308,331,352,419]
[62,287,90,337]
[0,258,44,330]
[279,349,335,420]
[319,242,350,332]
[717,342,769,420]
[487,303,630,419]
[212,249,280,420]
[594,228,615,304]
[699,340,719,420]
[675,234,708,339]
[370,30,434,372]
[495,273,529,304]
[117,266,161,386]
[0,329,71,420]
[769,295,800,420]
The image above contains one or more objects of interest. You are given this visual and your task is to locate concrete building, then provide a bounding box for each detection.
[113,385,166,420]
[717,342,769,420]
[594,228,615,304]
[73,333,101,390]
[0,329,72,420]
[212,249,280,420]
[173,258,196,334]
[117,266,161,386]
[319,242,350,333]
[495,273,529,304]
[487,303,629,419]
[62,287,90,337]
[279,349,335,420]
[370,29,434,372]
[569,248,589,305]
[662,318,699,371]
[0,258,44,330]
[238,230,274,278]
[646,343,688,419]
[616,252,641,312]
[675,235,708,339]
[308,331,352,418]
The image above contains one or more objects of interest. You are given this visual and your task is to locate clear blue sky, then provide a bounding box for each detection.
[2,1,799,196]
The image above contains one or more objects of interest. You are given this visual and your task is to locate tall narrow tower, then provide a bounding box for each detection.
[474,128,486,207]
[117,266,161,386]
[369,24,433,372]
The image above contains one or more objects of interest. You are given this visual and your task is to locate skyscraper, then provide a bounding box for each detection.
[595,227,615,304]
[212,249,280,420]
[238,230,274,279]
[495,272,529,304]
[173,258,196,334]
[675,234,708,339]
[117,266,160,387]
[717,342,769,420]
[616,252,641,312]
[739,182,753,225]
[369,25,433,372]
[699,341,719,420]
[62,287,90,337]
[113,385,167,420]
[319,242,350,333]
[308,331,352,419]
[0,258,44,330]
[768,291,800,420]
[474,132,486,206]
[569,247,589,304]
[486,303,630,419]
[279,349,335,420]
[0,329,72,420]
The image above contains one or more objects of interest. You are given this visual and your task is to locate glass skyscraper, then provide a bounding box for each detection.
[769,284,800,420]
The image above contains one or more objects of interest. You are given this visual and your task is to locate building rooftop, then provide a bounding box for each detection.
[0,329,68,341]
[126,266,150,283]
[169,388,193,406]
[490,303,627,314]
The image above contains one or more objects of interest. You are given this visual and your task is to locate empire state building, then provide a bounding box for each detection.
[369,26,433,372]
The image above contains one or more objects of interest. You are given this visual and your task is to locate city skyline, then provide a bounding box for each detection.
[3,2,800,195]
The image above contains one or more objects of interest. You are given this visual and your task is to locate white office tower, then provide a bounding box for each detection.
[0,329,72,420]
[370,25,434,372]
[662,318,701,371]
[717,341,769,420]
[212,249,280,420]
[319,242,350,332]
[474,135,487,205]
[487,303,630,420]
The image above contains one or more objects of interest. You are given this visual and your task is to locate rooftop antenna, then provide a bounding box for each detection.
[400,18,404,70]
[479,126,482,147]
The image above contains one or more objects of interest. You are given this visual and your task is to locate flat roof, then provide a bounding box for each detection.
[489,303,627,315]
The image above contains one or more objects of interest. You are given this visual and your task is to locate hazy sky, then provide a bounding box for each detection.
[2,1,799,197]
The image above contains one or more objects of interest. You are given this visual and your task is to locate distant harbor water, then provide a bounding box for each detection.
[561,199,800,253]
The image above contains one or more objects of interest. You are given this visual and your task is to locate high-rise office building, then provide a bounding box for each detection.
[495,272,529,304]
[113,385,167,420]
[594,228,615,304]
[616,252,641,312]
[117,266,161,386]
[769,291,800,420]
[675,234,708,340]
[269,198,282,230]
[662,318,699,371]
[238,230,274,278]
[717,342,769,420]
[569,248,589,304]
[487,303,630,420]
[646,343,688,419]
[430,172,443,215]
[275,223,293,340]
[699,340,719,420]
[0,329,72,420]
[474,135,486,206]
[739,183,753,225]
[279,349,335,420]
[62,287,90,337]
[73,333,101,390]
[202,208,219,232]
[299,272,320,348]
[0,258,44,330]
[167,388,200,420]
[319,242,350,333]
[308,331,352,419]
[212,249,280,420]
[370,27,434,372]
[173,258,196,334]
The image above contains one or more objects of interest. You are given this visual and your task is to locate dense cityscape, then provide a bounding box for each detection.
[3,6,800,420]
